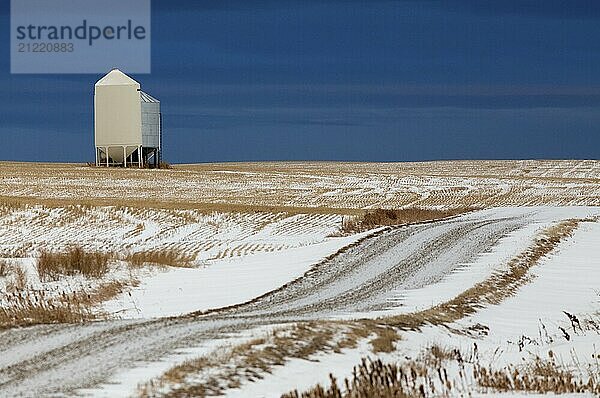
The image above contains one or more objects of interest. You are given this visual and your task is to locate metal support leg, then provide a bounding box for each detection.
[106,147,109,167]
[123,146,127,168]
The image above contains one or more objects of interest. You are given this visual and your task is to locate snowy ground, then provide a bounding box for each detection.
[103,231,373,318]
[1,160,600,397]
[0,207,349,317]
[1,206,598,397]
[0,207,342,260]
[216,208,600,397]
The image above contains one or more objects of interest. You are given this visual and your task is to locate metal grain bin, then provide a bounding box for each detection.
[94,69,162,167]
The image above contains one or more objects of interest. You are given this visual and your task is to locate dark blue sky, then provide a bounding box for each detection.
[1,0,600,163]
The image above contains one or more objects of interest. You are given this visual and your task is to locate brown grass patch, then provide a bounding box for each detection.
[369,326,400,353]
[0,289,96,329]
[1,260,27,292]
[342,207,475,233]
[427,344,461,365]
[138,320,404,397]
[138,322,374,397]
[283,358,420,398]
[0,279,131,329]
[476,354,599,394]
[333,323,372,353]
[286,349,600,398]
[72,280,131,307]
[37,246,113,281]
[0,259,12,278]
[1,253,133,329]
[285,220,594,397]
[125,249,194,268]
[1,248,137,329]
[0,195,364,217]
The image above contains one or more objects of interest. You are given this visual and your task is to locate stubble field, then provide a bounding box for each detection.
[0,160,599,397]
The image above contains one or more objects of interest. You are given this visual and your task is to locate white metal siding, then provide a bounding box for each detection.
[141,95,160,148]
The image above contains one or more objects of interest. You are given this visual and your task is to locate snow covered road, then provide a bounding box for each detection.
[0,207,594,397]
[217,213,529,318]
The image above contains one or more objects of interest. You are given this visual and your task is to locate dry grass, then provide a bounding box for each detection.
[138,321,377,397]
[0,195,363,217]
[125,249,194,268]
[427,344,461,365]
[342,207,475,232]
[11,266,27,291]
[0,264,100,329]
[369,326,400,353]
[138,320,405,397]
[476,354,600,394]
[333,324,372,353]
[2,160,600,215]
[284,220,595,397]
[37,247,113,281]
[0,289,97,329]
[0,278,131,329]
[0,259,11,278]
[287,346,600,397]
[1,260,27,292]
[283,358,420,398]
[73,280,131,307]
[1,250,135,328]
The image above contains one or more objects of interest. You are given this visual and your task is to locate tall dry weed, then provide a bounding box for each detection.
[286,350,600,398]
[125,249,194,268]
[0,259,10,278]
[12,266,27,290]
[0,289,96,329]
[37,246,112,281]
[343,207,475,233]
[0,279,130,329]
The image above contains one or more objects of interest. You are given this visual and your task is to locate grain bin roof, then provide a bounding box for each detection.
[95,68,140,87]
[140,91,159,103]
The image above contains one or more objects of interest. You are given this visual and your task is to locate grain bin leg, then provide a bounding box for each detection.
[95,147,98,166]
[106,147,109,167]
[123,146,127,168]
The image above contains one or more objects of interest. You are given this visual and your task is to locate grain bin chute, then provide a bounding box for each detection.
[94,69,162,168]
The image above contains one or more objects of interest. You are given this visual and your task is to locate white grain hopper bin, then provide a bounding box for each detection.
[94,69,162,167]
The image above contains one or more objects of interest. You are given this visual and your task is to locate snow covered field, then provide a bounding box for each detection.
[0,206,354,319]
[0,161,599,397]
[222,207,600,397]
[103,231,372,318]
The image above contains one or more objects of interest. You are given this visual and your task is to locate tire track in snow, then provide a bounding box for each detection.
[217,216,526,318]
